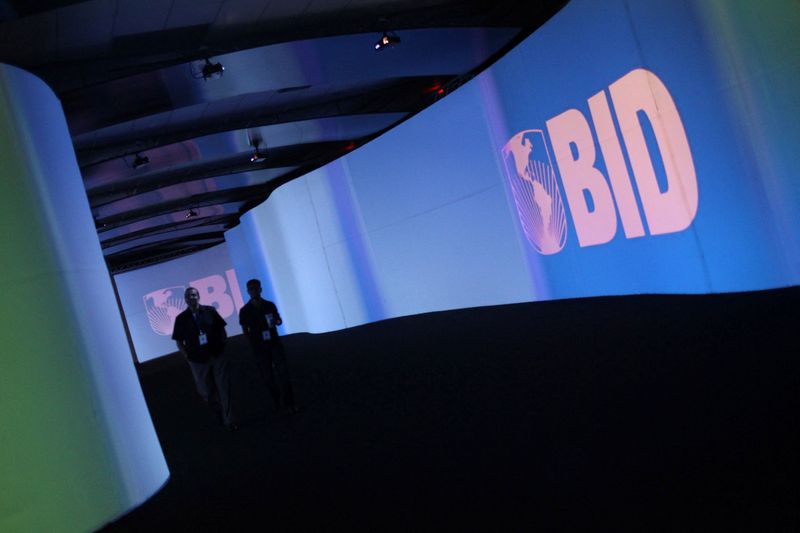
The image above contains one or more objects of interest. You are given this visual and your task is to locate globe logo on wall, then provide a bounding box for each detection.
[143,286,186,336]
[501,129,568,254]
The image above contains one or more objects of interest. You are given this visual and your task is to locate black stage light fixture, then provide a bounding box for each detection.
[250,144,266,163]
[185,208,198,219]
[201,58,224,80]
[374,31,400,50]
[248,131,267,163]
[131,153,149,169]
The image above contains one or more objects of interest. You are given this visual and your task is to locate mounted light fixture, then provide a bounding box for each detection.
[248,131,267,163]
[131,153,149,169]
[192,57,224,81]
[374,31,400,50]
[185,208,198,219]
[250,144,266,163]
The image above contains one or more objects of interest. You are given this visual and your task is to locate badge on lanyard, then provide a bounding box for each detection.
[199,333,208,345]
[262,329,271,341]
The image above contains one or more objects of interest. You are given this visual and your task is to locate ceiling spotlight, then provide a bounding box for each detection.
[185,209,198,219]
[250,147,266,163]
[131,153,149,169]
[248,133,267,163]
[200,58,224,80]
[374,31,400,51]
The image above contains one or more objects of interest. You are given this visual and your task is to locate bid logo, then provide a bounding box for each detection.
[143,269,244,336]
[501,68,698,254]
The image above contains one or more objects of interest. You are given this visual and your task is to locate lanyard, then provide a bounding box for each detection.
[192,311,204,333]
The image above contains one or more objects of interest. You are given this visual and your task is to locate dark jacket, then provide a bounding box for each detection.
[239,299,282,350]
[171,305,227,362]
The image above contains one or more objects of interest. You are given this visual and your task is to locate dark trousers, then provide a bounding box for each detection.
[187,356,234,425]
[253,341,295,410]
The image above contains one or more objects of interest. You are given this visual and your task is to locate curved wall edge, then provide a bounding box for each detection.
[226,0,800,335]
[0,64,168,532]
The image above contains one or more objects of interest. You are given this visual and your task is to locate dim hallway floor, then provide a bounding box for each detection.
[102,288,800,531]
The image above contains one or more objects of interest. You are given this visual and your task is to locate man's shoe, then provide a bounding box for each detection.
[224,423,239,432]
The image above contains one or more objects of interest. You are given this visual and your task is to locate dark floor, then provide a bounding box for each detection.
[102,288,800,531]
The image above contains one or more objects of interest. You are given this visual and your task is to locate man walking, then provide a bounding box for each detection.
[239,279,298,414]
[172,286,237,431]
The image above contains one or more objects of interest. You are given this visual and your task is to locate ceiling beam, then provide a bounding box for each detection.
[2,1,566,93]
[75,76,450,167]
[87,140,351,206]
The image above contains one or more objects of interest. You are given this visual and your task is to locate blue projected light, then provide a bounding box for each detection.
[1,63,168,532]
[115,243,245,362]
[226,0,800,335]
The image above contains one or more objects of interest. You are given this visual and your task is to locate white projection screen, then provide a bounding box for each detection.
[114,243,245,362]
[225,0,800,335]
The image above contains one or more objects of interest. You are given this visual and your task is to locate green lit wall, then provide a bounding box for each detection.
[0,65,168,532]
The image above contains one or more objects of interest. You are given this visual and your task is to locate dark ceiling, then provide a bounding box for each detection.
[0,0,566,273]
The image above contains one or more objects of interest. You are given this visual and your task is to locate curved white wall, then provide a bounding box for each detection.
[226,0,800,334]
[0,65,168,532]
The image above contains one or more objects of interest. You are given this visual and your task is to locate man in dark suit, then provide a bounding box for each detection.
[172,286,237,430]
[239,279,297,414]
